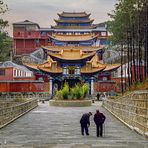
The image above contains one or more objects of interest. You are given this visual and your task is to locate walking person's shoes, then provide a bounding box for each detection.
[97,134,103,137]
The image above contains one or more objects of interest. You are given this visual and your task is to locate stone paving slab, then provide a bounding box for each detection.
[0,101,147,148]
[0,144,148,148]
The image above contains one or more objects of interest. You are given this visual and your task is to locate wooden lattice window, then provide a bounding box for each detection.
[0,69,5,76]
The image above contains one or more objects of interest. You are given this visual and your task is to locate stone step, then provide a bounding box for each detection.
[0,102,147,148]
[1,142,147,148]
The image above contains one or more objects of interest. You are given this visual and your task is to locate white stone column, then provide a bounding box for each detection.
[49,77,53,96]
[90,77,94,95]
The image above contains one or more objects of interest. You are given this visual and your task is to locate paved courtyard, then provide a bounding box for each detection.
[0,101,147,148]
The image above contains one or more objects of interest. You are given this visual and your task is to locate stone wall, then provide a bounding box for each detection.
[103,91,148,136]
[49,100,92,107]
[0,99,38,128]
[0,92,51,101]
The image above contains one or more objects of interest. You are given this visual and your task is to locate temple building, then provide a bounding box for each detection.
[13,12,109,56]
[13,12,120,95]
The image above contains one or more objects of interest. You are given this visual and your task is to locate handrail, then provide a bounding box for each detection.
[0,99,38,128]
[103,91,148,137]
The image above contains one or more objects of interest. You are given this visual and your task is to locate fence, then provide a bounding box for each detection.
[0,99,38,128]
[103,91,148,136]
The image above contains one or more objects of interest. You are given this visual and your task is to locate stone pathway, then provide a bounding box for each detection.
[0,101,147,148]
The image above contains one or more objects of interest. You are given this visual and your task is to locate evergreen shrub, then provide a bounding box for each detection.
[55,83,89,100]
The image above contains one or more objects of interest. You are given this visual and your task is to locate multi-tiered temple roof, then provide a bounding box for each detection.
[22,11,120,95]
[51,11,96,29]
[23,46,120,75]
[23,12,120,75]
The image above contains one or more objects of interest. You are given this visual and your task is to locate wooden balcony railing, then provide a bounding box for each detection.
[13,31,48,39]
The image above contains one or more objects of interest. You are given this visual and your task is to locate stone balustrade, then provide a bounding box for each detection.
[0,99,38,128]
[103,91,148,137]
[0,92,51,101]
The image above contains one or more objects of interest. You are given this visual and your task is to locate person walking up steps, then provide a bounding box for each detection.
[80,112,92,136]
[94,109,106,137]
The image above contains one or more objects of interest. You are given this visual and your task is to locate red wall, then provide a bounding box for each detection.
[16,40,24,48]
[15,39,36,55]
[94,81,120,93]
[25,40,35,48]
[14,76,36,81]
[0,68,13,81]
[13,31,48,55]
[35,74,49,82]
[0,67,49,92]
[131,65,145,81]
[0,81,49,92]
[0,83,10,92]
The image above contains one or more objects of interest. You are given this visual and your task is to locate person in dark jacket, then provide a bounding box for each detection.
[97,93,100,101]
[80,112,92,136]
[94,110,106,137]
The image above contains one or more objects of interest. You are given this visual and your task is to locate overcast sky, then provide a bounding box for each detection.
[3,0,116,36]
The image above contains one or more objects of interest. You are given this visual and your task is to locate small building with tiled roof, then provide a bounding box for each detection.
[0,61,49,93]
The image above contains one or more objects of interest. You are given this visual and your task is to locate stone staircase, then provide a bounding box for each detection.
[0,101,147,148]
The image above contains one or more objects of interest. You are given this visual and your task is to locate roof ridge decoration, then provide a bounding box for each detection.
[57,11,91,18]
[37,61,62,74]
[23,47,120,74]
[48,33,98,42]
[42,45,104,52]
[62,11,87,14]
[47,48,96,61]
[54,19,94,24]
[51,25,96,29]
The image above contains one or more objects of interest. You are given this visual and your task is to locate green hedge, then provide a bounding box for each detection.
[55,83,89,100]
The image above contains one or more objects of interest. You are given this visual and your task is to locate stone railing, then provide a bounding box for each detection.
[0,99,38,128]
[0,92,51,101]
[103,91,148,136]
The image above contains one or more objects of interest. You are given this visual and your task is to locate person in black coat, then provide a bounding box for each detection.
[80,112,92,136]
[94,109,106,137]
[97,93,100,101]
